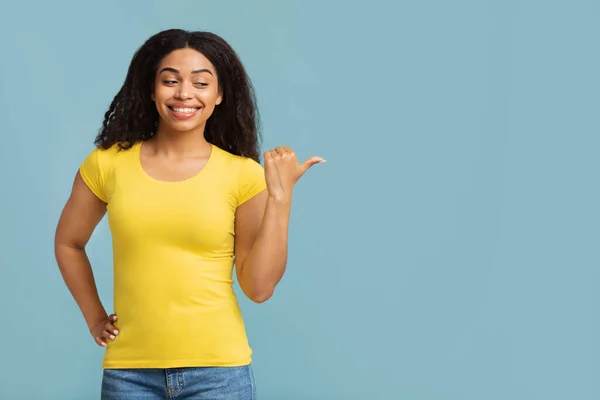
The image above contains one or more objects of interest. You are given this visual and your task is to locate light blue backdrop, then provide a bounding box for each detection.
[0,0,598,399]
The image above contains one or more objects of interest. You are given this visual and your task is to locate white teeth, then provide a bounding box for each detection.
[172,107,198,114]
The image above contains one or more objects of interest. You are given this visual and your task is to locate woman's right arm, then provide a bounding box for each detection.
[54,170,117,346]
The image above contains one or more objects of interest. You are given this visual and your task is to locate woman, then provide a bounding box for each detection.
[54,29,324,399]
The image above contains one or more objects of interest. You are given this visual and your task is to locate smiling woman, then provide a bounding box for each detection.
[94,30,260,160]
[153,54,222,128]
[53,29,324,400]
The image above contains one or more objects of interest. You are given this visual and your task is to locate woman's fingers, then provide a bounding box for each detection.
[95,335,107,347]
[93,314,119,346]
[105,314,119,340]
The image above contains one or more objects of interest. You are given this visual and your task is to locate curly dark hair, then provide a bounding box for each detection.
[94,29,261,162]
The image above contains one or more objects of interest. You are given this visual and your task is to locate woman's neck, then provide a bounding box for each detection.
[150,124,211,156]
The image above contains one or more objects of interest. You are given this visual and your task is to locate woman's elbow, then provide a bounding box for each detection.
[245,287,274,304]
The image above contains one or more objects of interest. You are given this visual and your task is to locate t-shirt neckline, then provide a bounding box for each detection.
[135,140,217,184]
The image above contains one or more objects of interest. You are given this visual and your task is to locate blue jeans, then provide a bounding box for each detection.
[101,365,256,399]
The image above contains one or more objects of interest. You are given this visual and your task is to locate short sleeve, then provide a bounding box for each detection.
[237,157,267,206]
[79,147,108,203]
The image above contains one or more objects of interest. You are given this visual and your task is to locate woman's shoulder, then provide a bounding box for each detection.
[89,141,137,161]
[96,141,137,155]
[81,141,138,175]
[212,146,265,194]
[213,145,262,169]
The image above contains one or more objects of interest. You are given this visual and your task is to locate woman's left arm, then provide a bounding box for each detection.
[234,146,325,303]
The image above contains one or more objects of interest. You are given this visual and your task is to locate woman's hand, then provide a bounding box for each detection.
[264,146,325,203]
[89,313,119,347]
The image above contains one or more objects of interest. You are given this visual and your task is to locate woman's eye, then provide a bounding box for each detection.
[162,80,178,85]
[194,82,208,87]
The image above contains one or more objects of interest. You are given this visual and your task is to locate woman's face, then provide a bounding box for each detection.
[152,48,222,134]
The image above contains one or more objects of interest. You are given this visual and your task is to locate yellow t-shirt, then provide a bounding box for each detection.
[79,141,266,369]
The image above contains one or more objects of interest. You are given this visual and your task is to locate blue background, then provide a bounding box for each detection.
[0,0,598,398]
